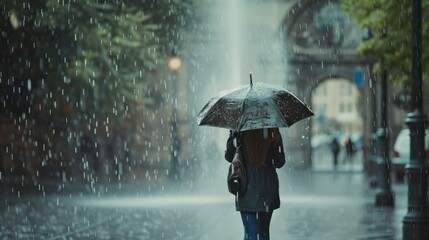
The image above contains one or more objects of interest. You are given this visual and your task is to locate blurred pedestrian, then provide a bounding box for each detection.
[225,128,285,240]
[330,137,340,168]
[344,136,355,165]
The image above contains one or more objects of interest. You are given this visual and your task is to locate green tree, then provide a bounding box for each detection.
[0,0,199,178]
[341,0,429,86]
[1,0,197,123]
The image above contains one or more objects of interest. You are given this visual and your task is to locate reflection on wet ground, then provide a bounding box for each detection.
[1,171,405,239]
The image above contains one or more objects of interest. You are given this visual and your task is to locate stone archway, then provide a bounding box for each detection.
[281,0,372,168]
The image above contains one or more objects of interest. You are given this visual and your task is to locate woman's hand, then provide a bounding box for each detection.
[225,131,238,162]
[229,130,238,138]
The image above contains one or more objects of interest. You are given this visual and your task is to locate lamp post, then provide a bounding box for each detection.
[362,27,378,185]
[374,69,394,206]
[370,28,394,207]
[167,50,182,180]
[403,0,429,238]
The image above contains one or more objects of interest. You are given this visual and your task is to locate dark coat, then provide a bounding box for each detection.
[330,138,340,154]
[225,134,285,212]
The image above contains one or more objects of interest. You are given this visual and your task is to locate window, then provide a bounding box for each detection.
[340,83,345,97]
[347,103,352,112]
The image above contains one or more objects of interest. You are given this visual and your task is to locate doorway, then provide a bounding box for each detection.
[310,78,364,171]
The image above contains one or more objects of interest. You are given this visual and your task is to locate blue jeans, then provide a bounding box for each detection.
[240,211,273,240]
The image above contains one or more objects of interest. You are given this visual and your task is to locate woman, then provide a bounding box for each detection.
[225,128,285,240]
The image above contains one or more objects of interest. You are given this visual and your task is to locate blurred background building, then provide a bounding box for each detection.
[312,79,363,136]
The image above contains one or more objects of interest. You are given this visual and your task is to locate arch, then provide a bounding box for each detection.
[280,0,372,169]
[308,74,366,96]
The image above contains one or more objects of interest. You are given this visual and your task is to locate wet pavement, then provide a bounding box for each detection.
[0,167,407,240]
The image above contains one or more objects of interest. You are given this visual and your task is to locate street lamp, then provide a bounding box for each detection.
[167,50,182,180]
[403,0,429,238]
[167,54,182,73]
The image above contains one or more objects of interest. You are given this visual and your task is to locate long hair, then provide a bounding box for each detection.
[242,128,281,167]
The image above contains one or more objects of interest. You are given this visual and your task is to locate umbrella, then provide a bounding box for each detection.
[197,74,314,131]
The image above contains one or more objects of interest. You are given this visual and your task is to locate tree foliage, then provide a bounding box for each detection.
[1,0,197,123]
[341,0,429,86]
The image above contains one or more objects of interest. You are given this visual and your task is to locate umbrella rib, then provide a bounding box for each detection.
[237,97,247,131]
[270,97,290,127]
[237,87,253,131]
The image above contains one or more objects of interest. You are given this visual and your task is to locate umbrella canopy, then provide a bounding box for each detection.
[197,79,314,131]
